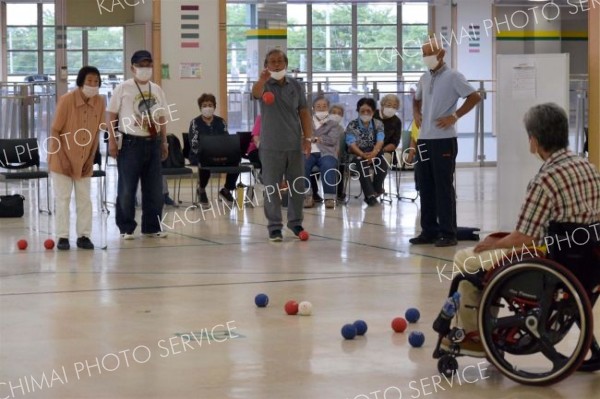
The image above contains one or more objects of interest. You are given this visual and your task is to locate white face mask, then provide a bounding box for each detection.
[269,69,287,80]
[134,67,153,81]
[423,54,440,70]
[315,111,328,120]
[82,85,99,98]
[329,114,343,124]
[201,107,215,118]
[360,114,372,123]
[382,107,397,118]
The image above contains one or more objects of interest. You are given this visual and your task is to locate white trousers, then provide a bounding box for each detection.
[52,172,92,239]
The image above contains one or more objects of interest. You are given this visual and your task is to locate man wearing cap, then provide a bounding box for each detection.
[107,50,169,239]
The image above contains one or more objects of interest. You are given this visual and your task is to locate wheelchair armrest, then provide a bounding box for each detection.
[488,232,511,238]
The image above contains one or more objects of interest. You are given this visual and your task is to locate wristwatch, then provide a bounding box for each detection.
[304,137,312,142]
[452,112,459,121]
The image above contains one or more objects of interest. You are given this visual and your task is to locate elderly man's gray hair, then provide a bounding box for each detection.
[523,103,569,153]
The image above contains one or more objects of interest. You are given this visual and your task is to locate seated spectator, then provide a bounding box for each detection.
[188,93,238,208]
[303,96,344,209]
[373,94,402,196]
[441,103,600,357]
[345,97,386,207]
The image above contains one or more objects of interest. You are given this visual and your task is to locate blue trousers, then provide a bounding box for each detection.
[304,153,338,198]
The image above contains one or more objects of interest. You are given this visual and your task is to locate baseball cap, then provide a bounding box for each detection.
[131,50,153,65]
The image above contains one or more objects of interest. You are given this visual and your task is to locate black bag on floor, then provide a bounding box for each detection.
[0,195,25,218]
[457,226,480,241]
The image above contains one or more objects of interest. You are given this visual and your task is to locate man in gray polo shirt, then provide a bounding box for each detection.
[251,49,313,242]
[410,39,481,247]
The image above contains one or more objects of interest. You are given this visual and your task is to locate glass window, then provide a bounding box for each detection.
[403,3,429,25]
[88,27,123,49]
[312,26,352,49]
[287,4,307,25]
[43,28,55,50]
[287,26,307,49]
[43,51,56,75]
[67,28,83,50]
[7,27,38,50]
[67,51,83,74]
[287,49,307,72]
[42,4,55,26]
[357,49,397,72]
[89,51,124,74]
[6,4,37,25]
[358,26,396,48]
[7,52,38,75]
[357,3,397,24]
[312,4,351,25]
[312,49,352,73]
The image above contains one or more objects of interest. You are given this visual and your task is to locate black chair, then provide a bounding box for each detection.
[197,135,253,204]
[161,134,194,206]
[0,138,50,214]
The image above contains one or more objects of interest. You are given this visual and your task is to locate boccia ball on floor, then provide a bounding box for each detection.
[405,308,420,323]
[353,320,368,336]
[44,239,55,250]
[255,293,269,307]
[391,317,408,333]
[17,239,28,250]
[285,300,299,315]
[341,324,357,340]
[409,331,425,347]
[298,301,312,315]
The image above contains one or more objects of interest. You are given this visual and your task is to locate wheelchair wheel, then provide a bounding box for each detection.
[478,259,593,386]
[437,354,458,377]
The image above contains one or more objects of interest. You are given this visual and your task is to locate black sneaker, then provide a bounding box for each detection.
[199,191,210,208]
[269,230,283,242]
[409,234,436,245]
[288,225,305,238]
[76,236,94,250]
[435,237,458,247]
[164,193,175,206]
[366,196,379,207]
[57,238,70,250]
[219,188,234,204]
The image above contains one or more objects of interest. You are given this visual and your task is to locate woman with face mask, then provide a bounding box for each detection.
[188,93,239,209]
[48,66,105,250]
[345,97,386,207]
[303,96,344,210]
[373,94,402,198]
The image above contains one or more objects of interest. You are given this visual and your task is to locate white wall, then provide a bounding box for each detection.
[161,0,221,136]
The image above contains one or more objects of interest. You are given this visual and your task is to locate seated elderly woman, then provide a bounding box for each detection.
[188,93,238,209]
[345,97,386,207]
[373,94,402,196]
[440,103,600,357]
[303,96,344,209]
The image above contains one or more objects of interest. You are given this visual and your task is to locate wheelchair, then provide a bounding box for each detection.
[432,222,600,386]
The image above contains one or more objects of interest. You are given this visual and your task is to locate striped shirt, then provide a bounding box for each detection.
[516,149,600,240]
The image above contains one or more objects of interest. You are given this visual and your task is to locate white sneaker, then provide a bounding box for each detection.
[144,232,168,238]
[121,233,135,240]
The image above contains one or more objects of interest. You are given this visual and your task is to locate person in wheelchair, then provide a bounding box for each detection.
[439,103,600,359]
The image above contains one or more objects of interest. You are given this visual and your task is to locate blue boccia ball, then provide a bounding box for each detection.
[405,307,421,323]
[341,324,358,340]
[255,293,269,307]
[353,320,368,336]
[409,331,425,348]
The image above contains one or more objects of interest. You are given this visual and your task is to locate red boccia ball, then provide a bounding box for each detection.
[391,317,408,333]
[44,239,55,250]
[285,300,299,315]
[17,239,28,250]
[262,91,275,105]
[298,231,309,241]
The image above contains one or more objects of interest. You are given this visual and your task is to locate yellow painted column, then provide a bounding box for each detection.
[589,7,599,167]
[219,0,227,117]
[153,0,162,86]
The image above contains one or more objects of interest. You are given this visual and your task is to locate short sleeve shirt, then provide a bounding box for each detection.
[258,76,307,151]
[107,79,168,137]
[415,64,475,140]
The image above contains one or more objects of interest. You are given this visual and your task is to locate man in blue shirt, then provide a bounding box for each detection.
[411,38,481,247]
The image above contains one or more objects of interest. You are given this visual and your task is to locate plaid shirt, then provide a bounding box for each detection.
[516,149,600,240]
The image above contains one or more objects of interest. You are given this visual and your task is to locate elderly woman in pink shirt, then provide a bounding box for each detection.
[48,66,105,250]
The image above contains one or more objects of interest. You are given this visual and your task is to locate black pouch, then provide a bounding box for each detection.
[457,226,480,241]
[0,195,25,218]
